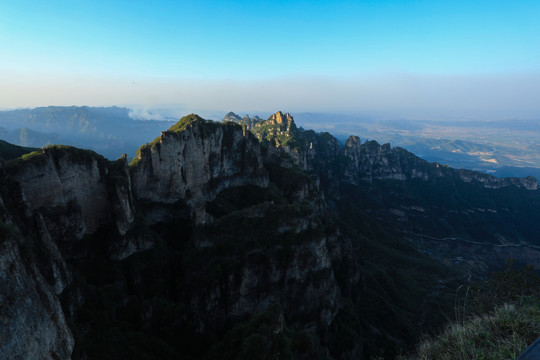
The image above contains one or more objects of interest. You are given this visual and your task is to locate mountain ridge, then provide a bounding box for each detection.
[0,111,539,359]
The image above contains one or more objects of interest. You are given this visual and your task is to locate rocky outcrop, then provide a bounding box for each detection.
[5,147,137,291]
[8,147,136,240]
[0,147,138,359]
[223,111,241,123]
[341,135,538,190]
[456,169,538,190]
[187,211,341,335]
[223,112,263,130]
[1,111,539,359]
[265,111,296,131]
[9,147,111,236]
[0,236,74,359]
[130,115,269,224]
[244,112,341,177]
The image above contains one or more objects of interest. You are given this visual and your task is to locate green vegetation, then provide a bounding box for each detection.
[251,118,304,150]
[410,302,540,360]
[129,114,224,168]
[5,110,539,359]
[4,144,107,171]
[129,148,144,167]
[0,139,37,162]
[401,262,540,360]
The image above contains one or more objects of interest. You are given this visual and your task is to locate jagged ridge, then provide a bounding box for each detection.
[0,112,539,359]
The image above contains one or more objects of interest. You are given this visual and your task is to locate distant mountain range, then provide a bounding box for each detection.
[0,106,174,159]
[1,106,539,179]
[290,112,540,178]
[1,111,539,359]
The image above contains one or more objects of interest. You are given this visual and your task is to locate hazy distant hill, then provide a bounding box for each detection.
[0,140,37,161]
[292,112,540,178]
[2,107,539,178]
[0,106,174,159]
[2,111,539,359]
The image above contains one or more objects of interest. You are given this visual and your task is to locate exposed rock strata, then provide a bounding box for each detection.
[130,116,269,223]
[0,111,538,359]
[341,135,538,190]
[0,237,74,359]
[239,112,537,191]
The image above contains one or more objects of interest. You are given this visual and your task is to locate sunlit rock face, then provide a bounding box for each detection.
[455,169,538,190]
[0,110,538,359]
[130,116,269,224]
[341,135,538,190]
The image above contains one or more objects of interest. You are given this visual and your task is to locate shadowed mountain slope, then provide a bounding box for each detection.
[0,112,538,359]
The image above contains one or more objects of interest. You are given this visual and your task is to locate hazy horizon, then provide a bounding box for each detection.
[1,1,540,120]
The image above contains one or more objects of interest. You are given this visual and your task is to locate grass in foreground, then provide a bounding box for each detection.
[391,261,540,360]
[408,298,540,360]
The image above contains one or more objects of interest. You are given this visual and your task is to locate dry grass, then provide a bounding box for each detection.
[402,299,540,360]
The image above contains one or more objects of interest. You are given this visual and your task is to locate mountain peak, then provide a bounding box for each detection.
[222,112,263,130]
[345,135,362,147]
[168,114,207,133]
[268,111,294,126]
[224,112,241,121]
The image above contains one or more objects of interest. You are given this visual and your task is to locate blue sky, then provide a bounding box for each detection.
[1,0,540,117]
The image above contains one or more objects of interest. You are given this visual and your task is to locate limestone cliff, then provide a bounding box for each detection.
[0,146,137,359]
[130,114,268,223]
[1,111,539,359]
[0,189,74,359]
[8,147,135,240]
[231,112,537,191]
[341,135,538,190]
[126,115,341,337]
[223,112,263,130]
[0,236,74,360]
[246,112,341,180]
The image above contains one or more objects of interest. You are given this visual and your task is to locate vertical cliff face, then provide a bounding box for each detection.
[8,147,137,239]
[185,197,342,336]
[248,112,341,181]
[125,114,342,338]
[9,147,111,237]
[342,136,431,182]
[0,147,137,360]
[340,135,538,190]
[5,148,135,293]
[0,237,74,360]
[2,110,539,359]
[0,180,74,360]
[130,115,269,223]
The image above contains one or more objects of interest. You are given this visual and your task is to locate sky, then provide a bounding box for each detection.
[1,0,540,118]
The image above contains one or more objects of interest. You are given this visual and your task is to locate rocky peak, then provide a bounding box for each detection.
[344,135,362,149]
[222,112,263,131]
[340,137,538,189]
[168,113,208,133]
[223,111,241,122]
[266,111,297,132]
[130,115,269,224]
